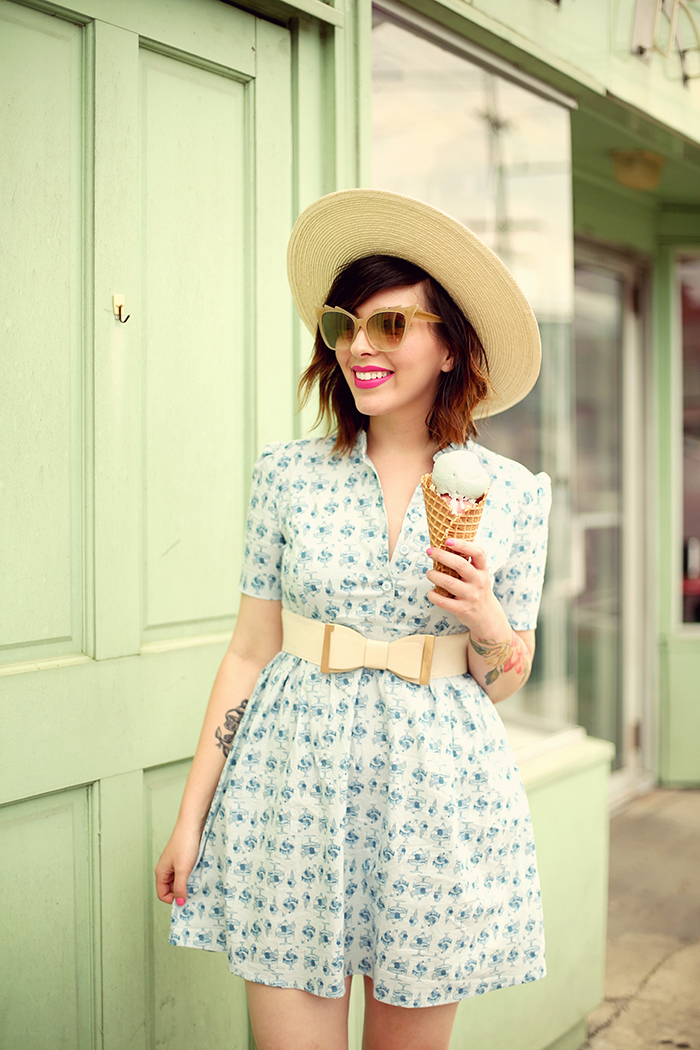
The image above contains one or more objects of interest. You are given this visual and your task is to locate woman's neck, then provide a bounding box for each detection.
[365,416,438,468]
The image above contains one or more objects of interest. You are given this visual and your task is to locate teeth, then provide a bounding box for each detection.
[356,371,391,380]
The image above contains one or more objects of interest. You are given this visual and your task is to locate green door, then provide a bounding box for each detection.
[0,1,293,1046]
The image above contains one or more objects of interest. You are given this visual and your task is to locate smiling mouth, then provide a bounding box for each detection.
[352,368,393,388]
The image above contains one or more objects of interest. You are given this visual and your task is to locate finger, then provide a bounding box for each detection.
[154,867,175,905]
[428,541,486,575]
[172,873,188,907]
[155,857,188,906]
[425,571,467,600]
[426,546,477,578]
[427,587,452,606]
[444,539,488,569]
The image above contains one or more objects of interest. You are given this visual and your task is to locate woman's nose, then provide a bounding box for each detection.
[351,325,377,355]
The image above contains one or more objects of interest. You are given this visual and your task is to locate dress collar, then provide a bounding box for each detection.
[351,429,370,465]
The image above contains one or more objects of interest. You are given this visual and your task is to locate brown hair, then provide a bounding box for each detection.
[298,255,491,455]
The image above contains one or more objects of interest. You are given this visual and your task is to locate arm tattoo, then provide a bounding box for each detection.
[470,633,531,686]
[214,699,249,758]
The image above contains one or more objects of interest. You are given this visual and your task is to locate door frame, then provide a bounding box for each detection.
[574,239,656,807]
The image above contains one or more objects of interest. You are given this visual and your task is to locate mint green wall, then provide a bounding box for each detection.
[573,177,657,255]
[660,638,700,783]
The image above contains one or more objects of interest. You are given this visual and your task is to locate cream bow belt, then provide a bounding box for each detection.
[281,609,468,686]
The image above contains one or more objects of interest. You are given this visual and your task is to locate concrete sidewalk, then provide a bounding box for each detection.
[585,789,700,1050]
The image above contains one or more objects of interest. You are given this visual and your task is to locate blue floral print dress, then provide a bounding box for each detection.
[170,432,552,1008]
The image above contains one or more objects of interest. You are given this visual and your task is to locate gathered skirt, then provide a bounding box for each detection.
[169,653,546,1008]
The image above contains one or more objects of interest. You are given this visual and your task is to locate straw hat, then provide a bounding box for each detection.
[287,188,541,417]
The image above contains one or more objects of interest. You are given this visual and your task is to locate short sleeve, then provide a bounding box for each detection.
[239,444,287,600]
[492,472,552,631]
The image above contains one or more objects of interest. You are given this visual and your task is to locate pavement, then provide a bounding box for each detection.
[585,789,700,1050]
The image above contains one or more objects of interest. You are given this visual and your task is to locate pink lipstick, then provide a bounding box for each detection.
[352,368,393,389]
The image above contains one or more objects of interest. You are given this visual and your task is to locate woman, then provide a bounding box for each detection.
[156,189,551,1050]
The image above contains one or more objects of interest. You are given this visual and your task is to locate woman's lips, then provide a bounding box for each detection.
[352,368,393,389]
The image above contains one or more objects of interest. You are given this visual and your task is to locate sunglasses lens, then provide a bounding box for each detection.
[320,311,355,350]
[367,311,407,350]
[319,308,410,351]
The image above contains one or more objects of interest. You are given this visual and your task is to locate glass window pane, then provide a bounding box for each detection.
[680,256,700,624]
[572,266,624,762]
[372,18,572,325]
[372,12,574,723]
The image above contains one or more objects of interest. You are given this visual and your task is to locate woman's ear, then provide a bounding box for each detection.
[440,348,455,373]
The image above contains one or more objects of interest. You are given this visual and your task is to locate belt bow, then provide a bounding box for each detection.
[281,609,442,686]
[320,622,435,686]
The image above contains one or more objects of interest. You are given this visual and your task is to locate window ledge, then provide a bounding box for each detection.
[502,711,615,790]
[503,711,586,763]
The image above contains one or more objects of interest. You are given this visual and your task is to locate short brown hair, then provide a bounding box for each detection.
[298,255,491,455]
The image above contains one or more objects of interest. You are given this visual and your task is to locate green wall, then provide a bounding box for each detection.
[573,177,656,255]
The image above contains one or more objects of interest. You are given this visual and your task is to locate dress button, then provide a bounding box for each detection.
[400,544,409,555]
[382,580,392,593]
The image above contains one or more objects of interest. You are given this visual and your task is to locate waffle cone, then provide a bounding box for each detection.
[421,475,488,597]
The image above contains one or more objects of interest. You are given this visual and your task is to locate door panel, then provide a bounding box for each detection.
[140,47,251,639]
[0,789,95,1050]
[0,4,85,663]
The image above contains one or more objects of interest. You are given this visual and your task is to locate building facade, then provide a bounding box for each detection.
[2,1,699,1048]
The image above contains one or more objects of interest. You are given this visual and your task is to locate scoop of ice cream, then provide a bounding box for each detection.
[432,450,489,501]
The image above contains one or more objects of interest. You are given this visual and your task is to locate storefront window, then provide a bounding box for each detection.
[372,9,574,723]
[680,257,700,624]
[572,265,623,755]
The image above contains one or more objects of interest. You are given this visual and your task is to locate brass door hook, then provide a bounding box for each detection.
[112,294,130,323]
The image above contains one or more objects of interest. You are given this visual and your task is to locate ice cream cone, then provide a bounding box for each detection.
[421,474,488,597]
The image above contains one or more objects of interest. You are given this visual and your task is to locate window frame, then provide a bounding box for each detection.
[673,248,700,632]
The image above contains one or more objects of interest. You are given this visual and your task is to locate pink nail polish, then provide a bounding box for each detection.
[426,547,433,556]
[446,538,456,546]
[176,897,185,906]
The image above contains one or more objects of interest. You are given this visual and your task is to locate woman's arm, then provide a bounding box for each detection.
[467,627,535,702]
[426,538,535,703]
[154,594,283,905]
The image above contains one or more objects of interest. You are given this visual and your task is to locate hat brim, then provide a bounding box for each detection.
[287,188,541,418]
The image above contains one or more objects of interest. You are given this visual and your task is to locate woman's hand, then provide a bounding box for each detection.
[155,820,204,906]
[425,539,496,632]
[426,538,535,701]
